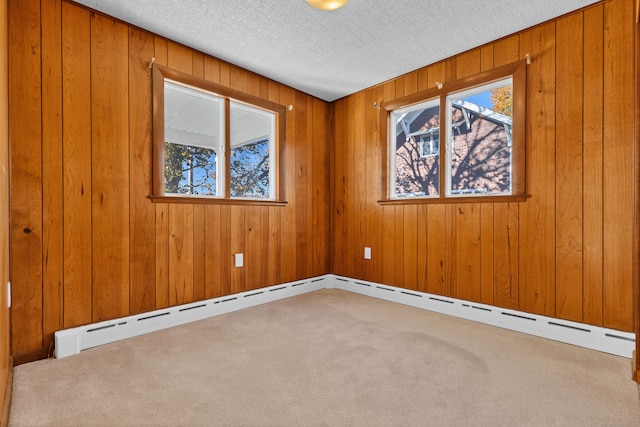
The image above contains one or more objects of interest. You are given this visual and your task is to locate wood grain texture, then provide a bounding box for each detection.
[9,0,44,354]
[329,0,634,334]
[5,0,635,360]
[168,204,194,305]
[602,0,634,331]
[61,1,92,329]
[7,0,330,357]
[90,14,130,322]
[41,0,64,347]
[582,4,604,327]
[128,27,156,314]
[364,87,384,282]
[555,12,584,322]
[517,22,557,317]
[0,0,11,411]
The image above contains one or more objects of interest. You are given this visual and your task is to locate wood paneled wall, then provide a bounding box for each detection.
[332,0,635,333]
[8,0,330,358]
[1,0,11,418]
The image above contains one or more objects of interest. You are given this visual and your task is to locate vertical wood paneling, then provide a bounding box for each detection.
[455,204,481,301]
[295,92,310,278]
[61,3,92,328]
[155,205,169,308]
[416,205,428,293]
[403,205,418,290]
[168,204,194,305]
[9,0,43,354]
[204,205,222,298]
[267,206,281,286]
[6,0,636,359]
[582,5,604,327]
[192,205,206,300]
[230,206,245,293]
[312,98,329,277]
[245,206,261,290]
[8,0,331,357]
[90,14,130,322]
[518,23,557,317]
[602,0,634,330]
[364,86,383,282]
[349,92,365,279]
[381,81,396,285]
[279,86,297,283]
[555,12,584,322]
[259,207,270,285]
[329,0,633,333]
[219,205,232,295]
[479,204,494,304]
[128,28,156,314]
[0,0,8,407]
[41,0,63,346]
[332,98,348,276]
[493,203,519,309]
[426,205,446,295]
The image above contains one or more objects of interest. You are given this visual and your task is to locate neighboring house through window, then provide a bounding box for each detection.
[385,60,526,202]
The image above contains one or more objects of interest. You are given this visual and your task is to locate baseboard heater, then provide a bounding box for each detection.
[54,276,329,358]
[55,274,635,359]
[329,275,635,358]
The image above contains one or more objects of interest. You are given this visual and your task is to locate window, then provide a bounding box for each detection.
[152,64,286,204]
[385,60,526,202]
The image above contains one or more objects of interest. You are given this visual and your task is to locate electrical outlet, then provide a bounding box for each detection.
[364,247,371,260]
[6,282,10,308]
[234,253,244,267]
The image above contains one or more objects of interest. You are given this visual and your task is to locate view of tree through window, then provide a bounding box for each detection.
[230,138,270,198]
[160,79,276,200]
[164,143,218,195]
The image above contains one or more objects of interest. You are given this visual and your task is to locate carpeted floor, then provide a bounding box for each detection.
[9,289,640,426]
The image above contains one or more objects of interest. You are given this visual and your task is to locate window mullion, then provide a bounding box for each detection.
[439,94,447,198]
[224,98,231,199]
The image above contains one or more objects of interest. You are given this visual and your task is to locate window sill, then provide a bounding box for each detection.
[378,194,530,205]
[149,195,288,207]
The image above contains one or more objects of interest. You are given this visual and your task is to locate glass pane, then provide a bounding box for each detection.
[230,102,275,199]
[392,100,440,198]
[448,79,513,196]
[164,81,223,196]
[164,143,218,195]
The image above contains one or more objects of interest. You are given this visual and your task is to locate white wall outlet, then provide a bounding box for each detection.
[234,253,244,267]
[364,247,372,260]
[6,281,10,308]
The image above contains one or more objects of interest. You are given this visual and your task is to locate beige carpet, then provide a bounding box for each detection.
[9,289,640,426]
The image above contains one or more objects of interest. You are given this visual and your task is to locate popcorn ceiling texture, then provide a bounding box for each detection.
[73,0,598,101]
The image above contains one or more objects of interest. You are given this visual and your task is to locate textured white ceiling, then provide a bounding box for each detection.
[73,0,600,101]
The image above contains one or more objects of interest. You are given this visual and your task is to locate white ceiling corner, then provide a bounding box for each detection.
[73,0,600,102]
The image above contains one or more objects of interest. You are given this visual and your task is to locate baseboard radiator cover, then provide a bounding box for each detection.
[55,274,635,359]
[54,276,330,358]
[328,275,635,358]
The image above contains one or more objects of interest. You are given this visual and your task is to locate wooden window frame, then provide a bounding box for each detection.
[380,60,528,205]
[150,63,287,206]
